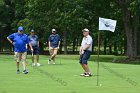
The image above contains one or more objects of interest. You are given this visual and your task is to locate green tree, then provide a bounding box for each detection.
[116,0,140,59]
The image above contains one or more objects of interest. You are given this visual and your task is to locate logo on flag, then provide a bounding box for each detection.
[99,17,117,32]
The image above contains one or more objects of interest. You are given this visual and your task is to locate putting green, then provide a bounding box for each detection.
[0,55,139,93]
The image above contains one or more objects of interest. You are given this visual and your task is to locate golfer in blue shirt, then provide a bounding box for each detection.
[28,29,40,66]
[7,26,33,74]
[48,29,61,64]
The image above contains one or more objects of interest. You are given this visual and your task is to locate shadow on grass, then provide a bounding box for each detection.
[56,55,140,65]
[90,55,140,65]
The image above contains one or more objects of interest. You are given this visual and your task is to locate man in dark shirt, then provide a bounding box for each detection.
[48,29,61,64]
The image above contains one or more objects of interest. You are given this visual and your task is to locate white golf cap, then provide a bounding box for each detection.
[52,29,56,32]
[82,28,89,32]
[31,29,34,32]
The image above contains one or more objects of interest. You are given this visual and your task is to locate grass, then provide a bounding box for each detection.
[0,54,139,93]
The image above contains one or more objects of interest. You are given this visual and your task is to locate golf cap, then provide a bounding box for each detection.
[52,29,56,32]
[18,26,24,31]
[82,28,89,32]
[31,29,34,32]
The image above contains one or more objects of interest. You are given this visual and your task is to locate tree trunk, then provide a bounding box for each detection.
[120,40,123,55]
[59,39,63,54]
[109,45,112,54]
[104,38,107,54]
[137,12,140,55]
[133,15,138,57]
[39,42,43,54]
[76,38,78,52]
[0,42,1,52]
[117,0,137,59]
[114,42,117,55]
[123,11,137,59]
[63,31,67,54]
[72,37,76,54]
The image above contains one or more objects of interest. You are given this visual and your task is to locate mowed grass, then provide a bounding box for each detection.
[0,54,139,93]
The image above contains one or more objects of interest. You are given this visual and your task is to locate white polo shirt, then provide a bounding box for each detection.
[81,35,93,51]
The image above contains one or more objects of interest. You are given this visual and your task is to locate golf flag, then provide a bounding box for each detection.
[99,17,117,32]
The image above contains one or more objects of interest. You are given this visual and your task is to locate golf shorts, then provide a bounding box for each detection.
[14,52,27,62]
[79,50,91,64]
[49,47,58,56]
[32,46,39,55]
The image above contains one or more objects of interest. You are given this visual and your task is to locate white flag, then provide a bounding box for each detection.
[99,17,117,32]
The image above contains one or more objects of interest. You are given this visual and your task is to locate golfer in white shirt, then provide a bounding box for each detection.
[79,28,93,77]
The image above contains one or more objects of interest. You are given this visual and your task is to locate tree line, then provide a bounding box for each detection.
[0,0,140,60]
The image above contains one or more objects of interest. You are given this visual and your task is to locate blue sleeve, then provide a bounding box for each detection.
[25,35,29,44]
[27,37,30,44]
[28,36,31,42]
[8,33,15,40]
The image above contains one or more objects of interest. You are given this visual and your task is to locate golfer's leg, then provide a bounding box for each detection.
[31,47,35,66]
[54,49,58,56]
[31,55,34,63]
[52,57,55,63]
[51,50,55,62]
[49,49,53,60]
[16,62,19,70]
[52,49,58,62]
[79,54,86,72]
[81,51,91,74]
[80,64,86,72]
[36,55,39,63]
[36,48,40,63]
[83,64,90,73]
[50,49,55,60]
[15,52,20,70]
[22,52,27,70]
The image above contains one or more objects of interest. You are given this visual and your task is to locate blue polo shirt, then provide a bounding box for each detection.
[28,35,39,47]
[48,34,60,48]
[8,32,29,52]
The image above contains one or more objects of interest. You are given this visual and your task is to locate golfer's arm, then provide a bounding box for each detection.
[26,44,28,49]
[80,46,83,52]
[29,43,33,50]
[7,37,13,44]
[83,44,90,50]
[58,41,60,47]
[37,41,39,47]
[48,41,51,48]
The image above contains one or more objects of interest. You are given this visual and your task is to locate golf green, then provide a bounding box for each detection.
[0,55,139,93]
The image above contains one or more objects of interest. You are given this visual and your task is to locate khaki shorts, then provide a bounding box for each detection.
[14,52,27,62]
[49,47,58,56]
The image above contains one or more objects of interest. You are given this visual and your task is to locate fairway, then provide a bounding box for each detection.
[0,55,139,93]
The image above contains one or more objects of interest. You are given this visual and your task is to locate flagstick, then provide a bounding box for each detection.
[97,31,100,86]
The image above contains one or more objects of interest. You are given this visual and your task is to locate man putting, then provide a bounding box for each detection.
[79,28,93,77]
[7,26,33,74]
[28,29,40,66]
[48,29,61,64]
